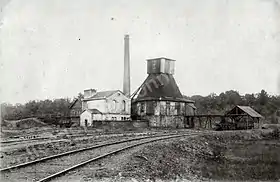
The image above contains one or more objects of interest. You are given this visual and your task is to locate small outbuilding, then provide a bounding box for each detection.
[225,105,263,129]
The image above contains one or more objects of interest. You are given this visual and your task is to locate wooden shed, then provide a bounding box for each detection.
[225,105,263,129]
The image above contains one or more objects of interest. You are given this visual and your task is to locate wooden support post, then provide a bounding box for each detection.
[247,115,249,130]
[199,117,202,128]
[204,117,208,129]
[209,117,212,129]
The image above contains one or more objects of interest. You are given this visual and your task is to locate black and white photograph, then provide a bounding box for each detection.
[0,0,280,181]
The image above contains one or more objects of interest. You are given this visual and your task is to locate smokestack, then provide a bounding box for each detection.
[123,34,131,97]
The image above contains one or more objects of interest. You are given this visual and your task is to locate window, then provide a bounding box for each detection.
[166,102,170,115]
[152,60,157,70]
[140,103,145,113]
[122,100,126,111]
[146,101,155,115]
[112,100,117,110]
[160,104,166,115]
[175,102,180,115]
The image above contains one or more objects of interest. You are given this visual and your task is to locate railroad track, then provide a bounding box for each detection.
[0,131,201,182]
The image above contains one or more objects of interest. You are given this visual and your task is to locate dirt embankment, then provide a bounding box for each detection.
[114,129,280,181]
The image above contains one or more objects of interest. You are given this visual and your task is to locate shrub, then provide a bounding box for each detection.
[271,128,279,139]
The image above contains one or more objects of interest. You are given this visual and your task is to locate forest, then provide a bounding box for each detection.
[1,89,280,123]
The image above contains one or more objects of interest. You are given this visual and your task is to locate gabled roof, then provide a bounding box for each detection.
[82,90,123,101]
[88,109,102,114]
[237,106,263,118]
[82,108,102,114]
[226,105,263,118]
[69,98,81,109]
[146,57,176,61]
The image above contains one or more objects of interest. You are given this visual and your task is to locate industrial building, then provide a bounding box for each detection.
[74,34,132,127]
[80,89,131,127]
[131,57,196,128]
[69,34,197,128]
[68,34,264,130]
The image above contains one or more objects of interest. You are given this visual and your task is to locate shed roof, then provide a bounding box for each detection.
[69,98,78,109]
[237,106,263,118]
[83,90,122,101]
[227,105,263,118]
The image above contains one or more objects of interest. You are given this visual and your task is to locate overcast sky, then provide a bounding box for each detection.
[0,0,280,104]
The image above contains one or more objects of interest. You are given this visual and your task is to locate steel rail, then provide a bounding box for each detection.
[0,132,183,172]
[37,133,196,182]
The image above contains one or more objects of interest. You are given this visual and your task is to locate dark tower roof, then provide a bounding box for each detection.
[131,58,194,103]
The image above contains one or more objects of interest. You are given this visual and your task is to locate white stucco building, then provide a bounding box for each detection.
[80,89,131,127]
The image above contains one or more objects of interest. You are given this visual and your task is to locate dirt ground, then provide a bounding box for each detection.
[0,127,177,168]
[56,129,280,182]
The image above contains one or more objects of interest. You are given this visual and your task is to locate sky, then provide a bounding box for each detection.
[0,0,280,104]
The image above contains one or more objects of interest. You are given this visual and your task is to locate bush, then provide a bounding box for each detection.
[271,128,279,139]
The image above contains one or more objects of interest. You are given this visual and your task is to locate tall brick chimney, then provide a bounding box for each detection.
[123,34,131,97]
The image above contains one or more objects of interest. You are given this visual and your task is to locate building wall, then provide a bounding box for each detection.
[80,110,92,127]
[80,91,131,126]
[147,58,175,74]
[92,113,103,121]
[106,91,131,114]
[143,115,185,128]
[102,113,130,121]
[87,100,106,113]
[131,100,195,128]
[84,91,131,115]
[80,112,130,127]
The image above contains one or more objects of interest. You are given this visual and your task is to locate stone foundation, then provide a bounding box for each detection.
[143,115,188,128]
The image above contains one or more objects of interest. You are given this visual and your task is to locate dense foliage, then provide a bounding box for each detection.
[1,90,279,123]
[1,98,72,120]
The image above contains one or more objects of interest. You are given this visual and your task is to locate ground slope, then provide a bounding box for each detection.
[88,129,280,181]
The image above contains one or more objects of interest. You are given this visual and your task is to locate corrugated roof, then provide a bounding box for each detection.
[237,106,263,118]
[83,90,120,101]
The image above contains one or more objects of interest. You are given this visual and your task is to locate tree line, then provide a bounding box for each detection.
[1,89,280,123]
[186,90,280,123]
[1,98,72,120]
